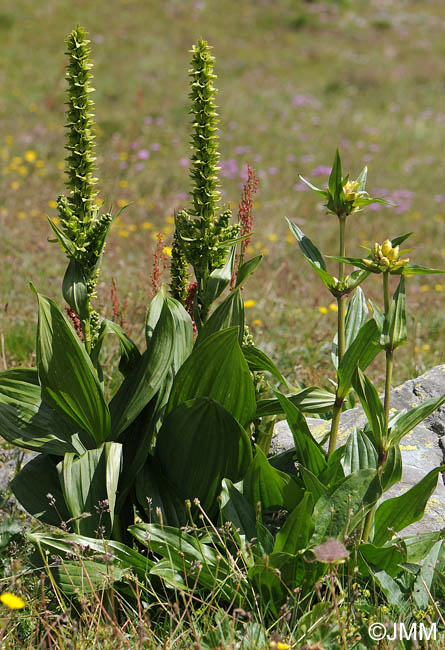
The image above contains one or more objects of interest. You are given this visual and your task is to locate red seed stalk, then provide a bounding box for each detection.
[150,232,169,297]
[185,281,198,334]
[231,164,259,289]
[65,307,84,340]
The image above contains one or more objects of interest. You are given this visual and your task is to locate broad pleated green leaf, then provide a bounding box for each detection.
[373,467,443,546]
[273,493,314,555]
[388,393,445,446]
[167,328,256,427]
[242,346,290,389]
[135,456,187,528]
[145,288,193,373]
[110,301,175,437]
[91,319,141,378]
[310,469,380,545]
[219,479,257,541]
[33,289,110,444]
[11,454,70,527]
[342,427,378,475]
[62,258,88,320]
[29,531,153,579]
[59,442,122,537]
[196,288,244,347]
[129,523,237,598]
[243,446,302,512]
[380,444,402,492]
[273,391,326,476]
[50,557,127,596]
[156,398,252,516]
[300,466,328,501]
[0,369,88,455]
[403,531,443,563]
[201,245,236,307]
[337,319,379,399]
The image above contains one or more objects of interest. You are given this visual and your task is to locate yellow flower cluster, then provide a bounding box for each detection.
[363,239,409,272]
[0,592,25,609]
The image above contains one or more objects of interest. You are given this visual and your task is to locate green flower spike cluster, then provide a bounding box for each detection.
[48,27,118,353]
[173,40,240,322]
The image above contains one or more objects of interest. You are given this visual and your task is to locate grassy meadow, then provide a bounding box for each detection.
[1,0,445,392]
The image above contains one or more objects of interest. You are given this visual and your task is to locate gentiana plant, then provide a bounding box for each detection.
[1,28,445,627]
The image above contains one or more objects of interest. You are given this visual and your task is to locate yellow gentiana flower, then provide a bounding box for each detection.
[0,592,25,609]
[244,299,256,308]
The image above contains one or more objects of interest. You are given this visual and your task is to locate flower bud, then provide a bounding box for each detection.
[381,240,393,257]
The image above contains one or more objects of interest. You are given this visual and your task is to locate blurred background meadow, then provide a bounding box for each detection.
[1,0,445,392]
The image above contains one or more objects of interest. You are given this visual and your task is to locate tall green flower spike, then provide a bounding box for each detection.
[172,40,240,322]
[189,40,220,222]
[170,232,189,304]
[48,26,117,353]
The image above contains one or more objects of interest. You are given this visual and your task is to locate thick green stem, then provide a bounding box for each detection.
[328,216,347,458]
[362,503,375,543]
[328,398,343,458]
[384,351,394,426]
[82,318,92,355]
[338,215,346,280]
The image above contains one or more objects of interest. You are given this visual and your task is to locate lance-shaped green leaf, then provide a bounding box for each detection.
[300,466,328,502]
[391,232,413,247]
[11,455,70,527]
[337,319,379,399]
[196,288,244,347]
[358,541,407,578]
[342,427,378,475]
[59,442,122,537]
[373,466,443,546]
[202,245,236,307]
[155,398,252,517]
[0,369,88,455]
[286,220,337,292]
[328,148,343,212]
[62,258,89,320]
[255,386,335,419]
[33,288,110,444]
[47,216,77,257]
[332,287,368,368]
[129,523,236,597]
[388,394,445,447]
[352,368,386,450]
[244,446,302,512]
[273,391,326,477]
[167,328,256,427]
[368,299,384,332]
[242,346,290,389]
[298,175,330,199]
[310,469,381,545]
[328,255,375,273]
[235,255,262,288]
[397,264,445,276]
[109,302,175,437]
[380,444,402,492]
[29,531,153,580]
[91,319,141,379]
[273,493,314,555]
[413,540,443,610]
[380,276,406,350]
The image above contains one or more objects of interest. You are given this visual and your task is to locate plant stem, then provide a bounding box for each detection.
[328,216,347,458]
[338,215,346,280]
[362,271,393,543]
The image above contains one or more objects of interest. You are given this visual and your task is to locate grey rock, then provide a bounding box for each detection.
[271,365,445,536]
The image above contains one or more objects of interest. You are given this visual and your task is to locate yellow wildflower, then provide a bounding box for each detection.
[318,306,328,315]
[48,200,58,209]
[163,225,172,235]
[0,592,25,609]
[117,199,127,208]
[142,221,153,230]
[166,216,175,224]
[244,300,256,308]
[420,284,429,292]
[36,160,45,169]
[267,233,278,242]
[329,303,338,312]
[435,284,442,292]
[163,246,172,257]
[24,150,37,163]
[118,229,129,237]
[119,180,128,188]
[270,642,292,650]
[252,319,262,326]
[343,180,360,202]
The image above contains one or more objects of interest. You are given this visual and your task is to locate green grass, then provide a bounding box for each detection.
[1,0,445,391]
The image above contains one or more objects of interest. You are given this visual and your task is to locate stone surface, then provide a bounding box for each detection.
[272,365,445,535]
